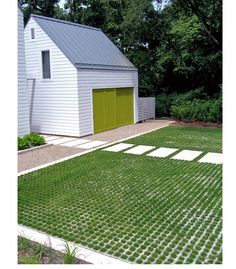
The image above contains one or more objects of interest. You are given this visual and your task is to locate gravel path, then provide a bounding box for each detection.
[18,145,85,172]
[18,120,173,172]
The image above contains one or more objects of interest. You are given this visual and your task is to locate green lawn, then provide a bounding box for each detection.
[127,125,222,152]
[18,126,222,264]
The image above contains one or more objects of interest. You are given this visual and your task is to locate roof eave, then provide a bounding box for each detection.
[75,63,138,72]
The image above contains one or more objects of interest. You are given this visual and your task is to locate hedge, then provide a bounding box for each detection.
[170,99,222,123]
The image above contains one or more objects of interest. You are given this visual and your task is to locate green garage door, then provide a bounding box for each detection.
[93,88,134,133]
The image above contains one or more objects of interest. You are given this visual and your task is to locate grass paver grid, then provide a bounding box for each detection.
[18,126,222,264]
[126,126,222,153]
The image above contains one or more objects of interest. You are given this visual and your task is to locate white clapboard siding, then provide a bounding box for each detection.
[77,69,139,137]
[138,97,155,122]
[18,7,30,137]
[25,18,80,136]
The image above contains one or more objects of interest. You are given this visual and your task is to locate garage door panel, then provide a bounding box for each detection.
[93,90,105,133]
[104,89,116,130]
[93,88,134,133]
[125,88,134,125]
[116,88,134,127]
[116,89,125,128]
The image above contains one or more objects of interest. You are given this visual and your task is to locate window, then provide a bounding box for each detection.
[31,28,35,39]
[41,51,51,79]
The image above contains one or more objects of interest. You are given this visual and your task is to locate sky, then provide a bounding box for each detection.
[59,0,66,8]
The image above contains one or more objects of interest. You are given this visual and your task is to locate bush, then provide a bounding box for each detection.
[155,87,208,117]
[172,87,208,106]
[18,133,45,151]
[155,92,178,117]
[24,133,45,147]
[170,98,222,123]
[18,137,30,150]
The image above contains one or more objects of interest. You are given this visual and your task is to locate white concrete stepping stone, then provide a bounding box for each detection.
[124,145,155,155]
[171,150,202,161]
[50,137,77,145]
[42,135,51,138]
[198,152,223,164]
[45,136,61,142]
[77,140,107,149]
[147,147,178,158]
[103,143,134,152]
[61,139,91,147]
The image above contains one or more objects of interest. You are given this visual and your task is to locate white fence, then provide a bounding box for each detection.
[138,97,155,122]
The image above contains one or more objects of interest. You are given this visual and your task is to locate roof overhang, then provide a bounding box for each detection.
[75,63,138,71]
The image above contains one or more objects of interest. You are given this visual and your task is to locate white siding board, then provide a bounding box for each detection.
[77,69,139,136]
[18,7,30,137]
[25,18,79,136]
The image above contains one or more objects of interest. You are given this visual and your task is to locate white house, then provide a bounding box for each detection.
[24,14,141,137]
[18,6,30,137]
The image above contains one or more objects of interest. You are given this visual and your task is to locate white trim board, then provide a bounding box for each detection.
[18,122,173,176]
[18,225,128,265]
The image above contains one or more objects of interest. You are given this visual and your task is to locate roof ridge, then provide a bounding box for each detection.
[30,14,101,32]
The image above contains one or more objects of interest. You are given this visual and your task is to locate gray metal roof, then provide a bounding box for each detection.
[30,14,137,71]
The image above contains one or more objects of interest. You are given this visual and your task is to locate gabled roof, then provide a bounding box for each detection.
[30,14,137,71]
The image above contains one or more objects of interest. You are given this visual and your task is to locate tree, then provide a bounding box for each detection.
[18,0,60,23]
[171,0,222,49]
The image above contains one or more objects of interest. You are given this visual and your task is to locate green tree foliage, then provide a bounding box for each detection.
[18,0,60,23]
[171,0,222,49]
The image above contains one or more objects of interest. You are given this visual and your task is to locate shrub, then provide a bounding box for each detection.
[172,87,208,106]
[18,137,30,150]
[155,92,178,117]
[170,98,222,123]
[18,133,45,151]
[155,87,207,117]
[24,133,45,146]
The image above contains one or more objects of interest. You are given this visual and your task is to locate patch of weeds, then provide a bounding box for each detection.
[19,256,39,264]
[18,237,31,251]
[63,242,77,264]
[34,243,47,261]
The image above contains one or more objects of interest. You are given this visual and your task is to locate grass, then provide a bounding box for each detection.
[18,236,53,264]
[126,125,222,152]
[18,236,87,264]
[18,126,222,264]
[63,243,77,264]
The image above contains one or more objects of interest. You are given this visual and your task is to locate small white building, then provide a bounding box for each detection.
[18,6,30,137]
[24,14,140,137]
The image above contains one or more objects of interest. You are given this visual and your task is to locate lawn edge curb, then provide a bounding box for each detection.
[18,224,129,265]
[18,122,174,176]
[18,143,52,155]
